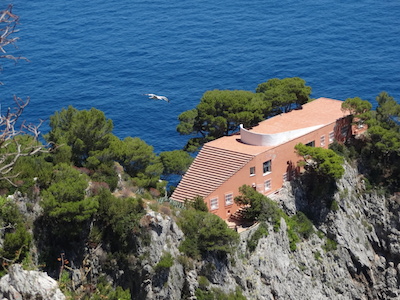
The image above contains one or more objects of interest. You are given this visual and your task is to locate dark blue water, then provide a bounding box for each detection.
[1,0,399,152]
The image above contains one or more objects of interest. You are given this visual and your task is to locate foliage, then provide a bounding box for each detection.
[347,92,400,192]
[177,90,269,151]
[59,273,131,300]
[110,136,163,188]
[195,286,247,300]
[0,197,32,272]
[234,185,283,225]
[155,252,174,271]
[46,106,114,167]
[40,163,98,223]
[178,209,239,258]
[295,143,345,180]
[247,222,268,252]
[159,150,193,176]
[374,91,400,128]
[256,77,311,114]
[177,78,312,151]
[322,238,338,252]
[0,135,52,195]
[95,188,145,253]
[289,212,315,239]
[185,195,208,212]
[341,97,372,124]
[234,186,315,251]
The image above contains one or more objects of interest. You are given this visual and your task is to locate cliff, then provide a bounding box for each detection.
[130,162,400,299]
[1,162,400,299]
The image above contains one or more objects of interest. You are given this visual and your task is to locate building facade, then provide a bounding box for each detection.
[171,98,352,220]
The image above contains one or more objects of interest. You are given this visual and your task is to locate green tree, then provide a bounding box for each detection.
[0,197,32,271]
[110,136,163,188]
[234,185,283,224]
[295,143,345,180]
[159,150,193,176]
[95,188,145,253]
[374,91,400,128]
[46,106,114,166]
[41,163,98,224]
[341,97,372,126]
[185,195,208,212]
[178,209,239,258]
[177,90,269,151]
[256,77,312,114]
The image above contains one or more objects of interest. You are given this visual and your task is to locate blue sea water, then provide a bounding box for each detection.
[1,0,399,152]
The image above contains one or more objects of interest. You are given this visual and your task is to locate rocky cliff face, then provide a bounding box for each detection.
[1,163,400,300]
[133,163,400,299]
[0,264,65,300]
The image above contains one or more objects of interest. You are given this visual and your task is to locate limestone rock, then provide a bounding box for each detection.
[0,264,65,300]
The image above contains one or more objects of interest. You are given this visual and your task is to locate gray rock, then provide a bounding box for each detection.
[0,264,65,300]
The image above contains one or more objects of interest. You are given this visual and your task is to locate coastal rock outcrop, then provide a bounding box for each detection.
[0,264,65,300]
[134,163,400,299]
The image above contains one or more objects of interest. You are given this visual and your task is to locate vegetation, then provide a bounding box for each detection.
[295,143,345,180]
[178,208,239,258]
[247,222,269,252]
[0,11,398,295]
[235,185,315,251]
[177,77,312,151]
[195,286,247,300]
[0,196,31,274]
[345,92,400,192]
[255,77,311,114]
[155,252,174,271]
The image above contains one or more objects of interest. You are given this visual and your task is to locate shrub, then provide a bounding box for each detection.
[323,238,338,252]
[247,222,268,252]
[178,209,239,258]
[155,252,174,271]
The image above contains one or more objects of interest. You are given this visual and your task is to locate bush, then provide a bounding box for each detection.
[155,252,174,271]
[323,238,338,252]
[178,209,239,258]
[0,197,32,272]
[247,222,268,252]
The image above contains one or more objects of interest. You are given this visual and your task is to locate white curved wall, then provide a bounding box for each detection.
[239,124,325,146]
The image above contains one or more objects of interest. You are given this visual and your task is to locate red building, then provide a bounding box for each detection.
[171,97,352,220]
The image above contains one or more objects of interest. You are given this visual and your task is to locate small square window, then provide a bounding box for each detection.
[225,193,233,206]
[264,179,271,191]
[263,160,271,174]
[320,135,325,147]
[250,167,255,176]
[329,131,334,143]
[210,198,218,210]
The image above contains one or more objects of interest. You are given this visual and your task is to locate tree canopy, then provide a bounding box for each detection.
[46,106,114,167]
[256,77,312,114]
[177,77,312,151]
[177,90,268,151]
[341,97,372,125]
[295,143,345,180]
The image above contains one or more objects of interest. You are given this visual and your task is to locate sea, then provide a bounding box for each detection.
[1,0,399,153]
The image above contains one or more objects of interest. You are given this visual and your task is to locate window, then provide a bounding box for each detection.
[264,179,271,191]
[320,135,325,147]
[329,131,334,143]
[250,166,255,176]
[263,160,271,174]
[210,198,218,210]
[306,140,315,147]
[225,193,233,206]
